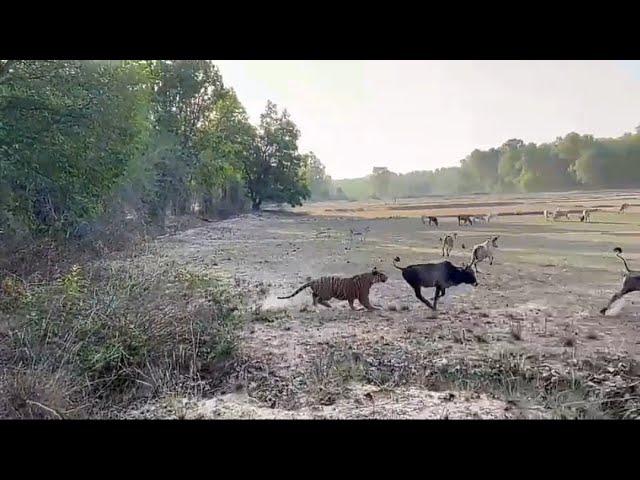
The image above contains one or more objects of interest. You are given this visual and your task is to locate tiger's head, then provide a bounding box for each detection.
[371,267,388,283]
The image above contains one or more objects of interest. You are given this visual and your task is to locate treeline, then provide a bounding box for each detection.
[0,60,324,248]
[336,130,640,200]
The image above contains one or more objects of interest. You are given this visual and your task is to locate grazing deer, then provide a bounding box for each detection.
[458,215,473,226]
[440,233,457,257]
[421,215,438,228]
[349,226,371,243]
[552,208,569,220]
[470,236,500,273]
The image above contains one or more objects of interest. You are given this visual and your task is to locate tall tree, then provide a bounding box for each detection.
[303,151,332,200]
[196,88,254,214]
[370,167,395,198]
[150,60,226,217]
[0,60,153,237]
[240,101,310,210]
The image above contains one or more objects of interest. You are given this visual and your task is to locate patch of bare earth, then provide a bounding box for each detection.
[126,190,640,419]
[184,387,514,419]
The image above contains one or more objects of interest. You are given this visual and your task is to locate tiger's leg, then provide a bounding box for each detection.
[312,293,319,306]
[319,299,332,308]
[358,295,379,311]
[348,299,363,311]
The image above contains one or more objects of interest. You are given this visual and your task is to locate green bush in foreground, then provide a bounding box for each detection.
[0,261,241,418]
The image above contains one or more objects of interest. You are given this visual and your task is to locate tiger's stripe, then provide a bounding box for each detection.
[277,269,388,310]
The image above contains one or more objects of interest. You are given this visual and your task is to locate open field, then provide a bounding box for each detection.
[124,190,640,419]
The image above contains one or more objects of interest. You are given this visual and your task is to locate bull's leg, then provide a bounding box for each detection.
[489,255,493,265]
[432,287,441,309]
[439,288,446,297]
[600,286,636,315]
[412,286,435,310]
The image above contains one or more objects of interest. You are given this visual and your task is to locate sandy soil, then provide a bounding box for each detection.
[128,190,640,419]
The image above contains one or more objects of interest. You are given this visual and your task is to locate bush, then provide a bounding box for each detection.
[0,259,242,418]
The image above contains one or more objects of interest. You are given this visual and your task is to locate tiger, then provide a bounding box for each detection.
[277,267,388,311]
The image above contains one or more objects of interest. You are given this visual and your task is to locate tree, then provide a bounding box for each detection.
[370,167,395,198]
[240,101,310,210]
[0,60,153,237]
[303,152,332,200]
[334,186,348,200]
[464,148,500,191]
[150,60,226,217]
[195,89,254,215]
[500,138,524,151]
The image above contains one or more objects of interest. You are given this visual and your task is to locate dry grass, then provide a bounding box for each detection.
[283,342,640,419]
[509,322,524,341]
[473,330,490,343]
[0,253,243,418]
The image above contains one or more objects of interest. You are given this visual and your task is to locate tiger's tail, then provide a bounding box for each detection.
[277,282,312,299]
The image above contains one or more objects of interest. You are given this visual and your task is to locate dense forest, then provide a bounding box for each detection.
[336,130,640,201]
[0,60,321,250]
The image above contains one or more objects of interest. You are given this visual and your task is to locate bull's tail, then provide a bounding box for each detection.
[277,282,312,299]
[392,256,405,270]
[613,247,631,273]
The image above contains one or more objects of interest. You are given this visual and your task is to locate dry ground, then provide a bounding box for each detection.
[127,190,640,419]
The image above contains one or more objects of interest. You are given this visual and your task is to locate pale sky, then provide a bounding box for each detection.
[213,61,640,180]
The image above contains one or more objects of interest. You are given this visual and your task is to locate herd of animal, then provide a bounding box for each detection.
[419,203,631,228]
[422,213,492,228]
[279,202,638,316]
[543,207,592,222]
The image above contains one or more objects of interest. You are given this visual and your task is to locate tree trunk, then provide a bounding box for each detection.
[201,194,214,216]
